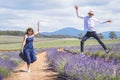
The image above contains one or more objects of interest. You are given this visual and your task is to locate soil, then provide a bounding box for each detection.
[5,51,58,80]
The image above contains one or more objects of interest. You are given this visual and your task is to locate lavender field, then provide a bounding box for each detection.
[0,48,45,79]
[0,39,120,80]
[46,43,120,80]
[0,51,22,79]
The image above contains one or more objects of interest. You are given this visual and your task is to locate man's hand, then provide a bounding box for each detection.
[75,5,78,11]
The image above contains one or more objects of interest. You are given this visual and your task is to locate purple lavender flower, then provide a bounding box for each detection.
[46,45,120,80]
[0,74,3,80]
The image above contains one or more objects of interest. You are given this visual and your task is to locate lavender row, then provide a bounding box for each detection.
[64,43,120,53]
[0,48,46,68]
[0,51,22,69]
[46,48,120,80]
[0,48,46,78]
[63,43,120,61]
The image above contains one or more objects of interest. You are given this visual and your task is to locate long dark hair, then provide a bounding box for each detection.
[26,27,34,35]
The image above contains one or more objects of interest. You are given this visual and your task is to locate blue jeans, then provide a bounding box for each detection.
[81,31,107,52]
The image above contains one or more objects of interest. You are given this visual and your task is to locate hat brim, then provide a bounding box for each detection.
[88,13,94,15]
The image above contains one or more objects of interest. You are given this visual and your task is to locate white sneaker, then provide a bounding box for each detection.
[106,50,110,54]
[81,52,84,54]
[81,52,85,57]
[27,69,31,73]
[28,70,31,73]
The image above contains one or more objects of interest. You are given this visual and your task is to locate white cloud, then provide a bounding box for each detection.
[0,0,120,32]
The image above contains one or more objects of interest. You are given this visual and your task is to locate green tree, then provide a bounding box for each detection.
[109,32,117,39]
[78,33,83,39]
[98,33,104,39]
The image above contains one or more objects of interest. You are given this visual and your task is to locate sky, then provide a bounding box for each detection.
[0,0,120,33]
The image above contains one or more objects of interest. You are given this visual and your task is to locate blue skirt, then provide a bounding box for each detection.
[23,49,37,64]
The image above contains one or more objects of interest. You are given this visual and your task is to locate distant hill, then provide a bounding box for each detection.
[0,27,120,39]
[42,27,84,37]
[42,27,120,39]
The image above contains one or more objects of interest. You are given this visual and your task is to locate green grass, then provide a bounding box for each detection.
[12,59,22,66]
[0,35,120,50]
[0,67,11,78]
[0,35,23,44]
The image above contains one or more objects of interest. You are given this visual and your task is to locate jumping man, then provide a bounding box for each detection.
[75,5,112,54]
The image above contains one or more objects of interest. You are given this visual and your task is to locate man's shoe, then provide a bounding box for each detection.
[106,50,110,54]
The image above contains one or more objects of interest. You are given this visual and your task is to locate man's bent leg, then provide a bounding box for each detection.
[81,32,90,53]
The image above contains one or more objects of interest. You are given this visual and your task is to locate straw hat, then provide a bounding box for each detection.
[88,11,94,15]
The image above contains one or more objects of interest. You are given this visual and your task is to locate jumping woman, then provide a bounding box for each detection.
[21,21,40,72]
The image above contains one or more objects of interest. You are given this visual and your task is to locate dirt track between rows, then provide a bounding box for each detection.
[5,51,58,80]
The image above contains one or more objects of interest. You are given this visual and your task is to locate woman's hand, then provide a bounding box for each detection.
[33,21,40,36]
[38,21,40,28]
[37,21,40,32]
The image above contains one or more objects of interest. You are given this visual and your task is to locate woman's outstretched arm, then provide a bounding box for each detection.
[34,21,40,36]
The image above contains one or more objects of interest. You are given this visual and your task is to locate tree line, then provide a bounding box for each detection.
[0,30,118,39]
[78,32,119,39]
[0,30,25,36]
[0,30,76,38]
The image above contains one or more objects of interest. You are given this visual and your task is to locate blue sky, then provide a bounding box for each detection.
[0,0,120,32]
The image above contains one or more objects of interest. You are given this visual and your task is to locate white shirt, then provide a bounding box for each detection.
[79,16,105,32]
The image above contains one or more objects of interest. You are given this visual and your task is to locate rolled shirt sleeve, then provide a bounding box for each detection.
[78,15,85,19]
[94,18,106,24]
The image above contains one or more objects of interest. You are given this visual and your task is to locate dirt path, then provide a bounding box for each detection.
[5,52,58,80]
